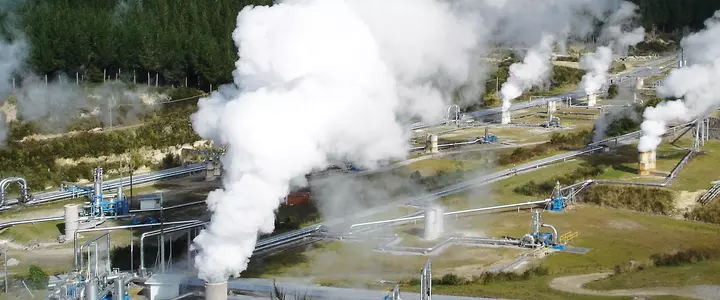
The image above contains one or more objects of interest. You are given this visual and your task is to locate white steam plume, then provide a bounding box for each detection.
[580,2,644,96]
[0,1,28,145]
[499,34,555,110]
[638,11,720,152]
[189,0,484,283]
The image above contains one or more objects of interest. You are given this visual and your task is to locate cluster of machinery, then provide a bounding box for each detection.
[61,168,129,217]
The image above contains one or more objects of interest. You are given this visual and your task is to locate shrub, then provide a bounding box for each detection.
[650,248,715,267]
[607,84,619,99]
[26,265,49,290]
[685,200,720,225]
[581,185,676,215]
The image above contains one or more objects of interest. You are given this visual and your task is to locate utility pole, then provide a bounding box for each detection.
[4,243,8,294]
[496,77,499,94]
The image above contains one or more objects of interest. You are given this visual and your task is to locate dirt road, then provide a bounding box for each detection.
[549,272,720,300]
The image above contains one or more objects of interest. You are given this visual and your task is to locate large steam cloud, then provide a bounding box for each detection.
[638,10,720,152]
[190,0,653,283]
[189,0,477,282]
[499,35,555,109]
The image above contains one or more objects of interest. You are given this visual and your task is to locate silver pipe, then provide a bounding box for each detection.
[129,200,205,213]
[541,224,558,244]
[139,221,205,272]
[73,220,202,271]
[170,292,199,300]
[350,199,550,230]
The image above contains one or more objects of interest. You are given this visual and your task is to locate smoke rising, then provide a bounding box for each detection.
[638,10,720,152]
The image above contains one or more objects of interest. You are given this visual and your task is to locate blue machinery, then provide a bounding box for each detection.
[549,181,566,212]
[61,167,129,217]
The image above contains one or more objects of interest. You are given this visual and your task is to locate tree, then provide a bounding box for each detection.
[607,84,619,99]
[26,265,48,290]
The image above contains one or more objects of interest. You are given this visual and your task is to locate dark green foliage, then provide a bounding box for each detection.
[604,116,640,138]
[160,153,182,169]
[554,56,579,62]
[607,84,619,99]
[650,248,715,267]
[499,131,591,166]
[551,66,584,87]
[405,266,550,287]
[628,40,678,56]
[18,0,273,88]
[628,0,720,34]
[582,185,675,215]
[26,265,48,290]
[270,279,312,300]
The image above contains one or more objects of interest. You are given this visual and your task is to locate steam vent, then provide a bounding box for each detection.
[501,109,511,124]
[638,151,656,176]
[424,206,445,240]
[426,134,439,154]
[205,281,228,300]
[635,77,644,90]
[587,93,597,107]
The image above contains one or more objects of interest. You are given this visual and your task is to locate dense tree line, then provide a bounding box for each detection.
[629,0,720,34]
[17,0,271,89]
[5,0,717,89]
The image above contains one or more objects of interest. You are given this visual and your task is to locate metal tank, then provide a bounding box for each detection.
[205,281,228,300]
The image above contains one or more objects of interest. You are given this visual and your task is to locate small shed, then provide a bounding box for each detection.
[136,193,163,210]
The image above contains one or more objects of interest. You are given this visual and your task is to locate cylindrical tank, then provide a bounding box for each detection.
[205,160,215,181]
[64,204,80,241]
[116,186,123,200]
[423,206,444,241]
[635,77,644,90]
[638,151,651,176]
[587,94,597,107]
[85,279,98,300]
[213,162,222,177]
[532,210,542,235]
[649,150,657,171]
[205,281,228,300]
[426,134,438,154]
[113,277,125,300]
[547,100,557,113]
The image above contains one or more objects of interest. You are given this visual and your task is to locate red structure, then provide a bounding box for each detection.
[282,192,310,206]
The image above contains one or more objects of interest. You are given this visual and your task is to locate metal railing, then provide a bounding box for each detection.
[558,232,579,244]
[698,184,720,204]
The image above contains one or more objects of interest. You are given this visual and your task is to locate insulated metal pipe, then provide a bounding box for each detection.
[542,224,558,244]
[139,221,205,272]
[73,220,202,271]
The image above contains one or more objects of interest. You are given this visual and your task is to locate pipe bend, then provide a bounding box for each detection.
[541,224,558,244]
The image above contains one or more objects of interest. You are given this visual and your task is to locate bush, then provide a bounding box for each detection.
[604,116,640,138]
[685,200,720,225]
[498,131,590,166]
[514,163,605,197]
[555,56,579,62]
[650,248,715,267]
[26,265,48,290]
[607,84,619,99]
[581,185,676,215]
[412,266,550,287]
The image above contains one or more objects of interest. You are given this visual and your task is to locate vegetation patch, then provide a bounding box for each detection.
[581,185,675,215]
[498,131,590,165]
[685,200,720,225]
[513,163,604,197]
[403,266,550,287]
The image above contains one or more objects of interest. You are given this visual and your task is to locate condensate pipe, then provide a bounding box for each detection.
[541,224,558,244]
[139,221,205,272]
[73,220,202,271]
[349,199,551,230]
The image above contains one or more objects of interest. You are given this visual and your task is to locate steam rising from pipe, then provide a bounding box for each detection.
[189,0,654,284]
[190,0,484,283]
[639,11,720,152]
[500,34,555,110]
[580,2,644,96]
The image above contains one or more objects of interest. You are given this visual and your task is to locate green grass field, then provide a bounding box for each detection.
[585,260,720,290]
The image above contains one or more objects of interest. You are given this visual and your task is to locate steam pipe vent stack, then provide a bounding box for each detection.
[484,127,489,139]
[205,281,228,300]
[649,150,657,171]
[587,94,597,107]
[93,167,103,200]
[638,151,651,176]
[64,204,79,241]
[426,134,438,154]
[424,206,444,240]
[532,210,542,235]
[213,160,222,177]
[85,279,98,300]
[547,99,557,113]
[635,77,644,90]
[113,275,126,300]
[501,109,511,124]
[205,159,215,181]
